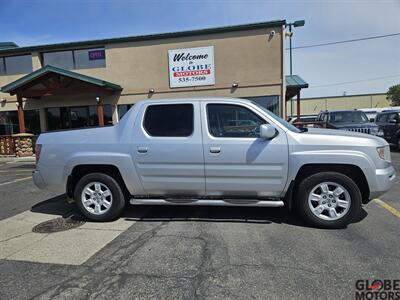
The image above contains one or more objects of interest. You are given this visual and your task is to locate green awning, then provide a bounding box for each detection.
[1,65,122,95]
[285,75,309,89]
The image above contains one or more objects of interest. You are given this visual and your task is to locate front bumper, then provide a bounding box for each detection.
[369,165,396,199]
[32,170,46,189]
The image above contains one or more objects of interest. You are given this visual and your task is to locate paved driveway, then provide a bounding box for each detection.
[0,153,399,299]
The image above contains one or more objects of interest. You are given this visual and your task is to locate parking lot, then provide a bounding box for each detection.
[0,152,399,300]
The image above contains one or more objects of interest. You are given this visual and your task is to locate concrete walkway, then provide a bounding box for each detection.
[0,156,35,164]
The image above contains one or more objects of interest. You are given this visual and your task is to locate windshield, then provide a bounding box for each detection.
[250,101,301,133]
[329,111,369,123]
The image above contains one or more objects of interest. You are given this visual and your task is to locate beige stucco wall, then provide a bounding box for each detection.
[0,26,284,116]
[286,93,390,117]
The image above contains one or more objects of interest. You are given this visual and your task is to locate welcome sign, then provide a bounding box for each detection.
[168,46,215,88]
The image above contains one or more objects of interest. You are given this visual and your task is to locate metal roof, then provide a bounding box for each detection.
[0,20,286,55]
[1,65,122,94]
[0,42,18,50]
[285,75,309,89]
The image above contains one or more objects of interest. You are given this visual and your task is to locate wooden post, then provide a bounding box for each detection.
[296,91,301,122]
[17,95,26,133]
[97,99,104,127]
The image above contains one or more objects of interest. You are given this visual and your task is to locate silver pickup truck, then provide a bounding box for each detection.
[33,97,396,228]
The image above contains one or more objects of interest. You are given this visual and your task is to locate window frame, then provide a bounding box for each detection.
[206,103,267,139]
[142,103,195,138]
[0,54,33,75]
[41,47,106,70]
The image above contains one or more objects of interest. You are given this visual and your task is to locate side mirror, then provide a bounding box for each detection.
[259,124,277,139]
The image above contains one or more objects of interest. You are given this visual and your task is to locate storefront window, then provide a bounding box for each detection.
[117,104,134,120]
[104,105,113,125]
[0,111,19,135]
[0,55,33,75]
[46,105,112,131]
[42,48,106,70]
[43,51,74,69]
[0,58,5,75]
[246,96,279,115]
[74,48,106,69]
[25,110,41,135]
[70,106,89,128]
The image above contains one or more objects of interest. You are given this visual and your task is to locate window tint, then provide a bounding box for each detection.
[246,96,279,115]
[1,55,32,75]
[328,111,369,123]
[377,113,388,122]
[207,104,265,138]
[118,104,134,120]
[0,58,5,75]
[43,51,74,69]
[42,48,106,70]
[24,109,41,134]
[144,104,193,137]
[46,105,112,131]
[388,113,400,123]
[74,48,106,69]
[0,111,19,135]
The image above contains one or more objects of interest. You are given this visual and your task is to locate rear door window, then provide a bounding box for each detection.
[143,104,194,137]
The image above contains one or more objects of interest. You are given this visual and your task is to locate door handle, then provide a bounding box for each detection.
[209,146,221,154]
[137,146,148,154]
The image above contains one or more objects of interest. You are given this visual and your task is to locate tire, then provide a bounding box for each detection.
[74,173,126,222]
[296,172,362,228]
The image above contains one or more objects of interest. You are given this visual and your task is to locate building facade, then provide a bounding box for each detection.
[286,93,390,117]
[0,20,305,137]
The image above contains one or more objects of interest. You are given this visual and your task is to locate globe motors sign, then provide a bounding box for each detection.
[168,46,215,88]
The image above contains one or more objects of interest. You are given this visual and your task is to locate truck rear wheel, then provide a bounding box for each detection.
[296,172,362,228]
[74,173,126,222]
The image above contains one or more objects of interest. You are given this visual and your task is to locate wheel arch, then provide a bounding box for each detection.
[67,164,130,199]
[285,163,370,211]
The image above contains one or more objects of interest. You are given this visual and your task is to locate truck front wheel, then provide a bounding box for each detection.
[296,172,362,228]
[74,173,126,222]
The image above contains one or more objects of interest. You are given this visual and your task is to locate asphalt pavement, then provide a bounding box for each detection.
[0,152,399,300]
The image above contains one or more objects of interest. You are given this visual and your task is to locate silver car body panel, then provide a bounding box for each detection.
[33,97,396,202]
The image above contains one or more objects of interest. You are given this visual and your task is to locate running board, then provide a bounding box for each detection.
[129,198,284,207]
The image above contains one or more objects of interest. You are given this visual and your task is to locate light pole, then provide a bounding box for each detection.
[285,20,305,118]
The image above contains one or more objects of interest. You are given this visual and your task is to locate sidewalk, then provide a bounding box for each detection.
[0,156,36,164]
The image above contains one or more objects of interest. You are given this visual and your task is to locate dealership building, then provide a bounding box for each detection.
[0,20,309,154]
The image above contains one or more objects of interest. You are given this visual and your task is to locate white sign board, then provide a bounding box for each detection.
[168,46,215,88]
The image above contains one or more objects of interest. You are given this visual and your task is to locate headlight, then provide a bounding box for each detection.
[376,146,391,162]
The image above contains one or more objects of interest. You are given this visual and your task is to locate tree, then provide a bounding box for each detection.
[387,84,400,106]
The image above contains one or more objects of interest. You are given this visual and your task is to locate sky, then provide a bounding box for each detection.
[1,0,399,98]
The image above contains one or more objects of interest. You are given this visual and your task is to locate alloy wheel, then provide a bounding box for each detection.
[81,182,113,215]
[308,181,351,221]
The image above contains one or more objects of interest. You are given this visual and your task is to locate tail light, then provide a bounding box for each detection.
[35,144,42,164]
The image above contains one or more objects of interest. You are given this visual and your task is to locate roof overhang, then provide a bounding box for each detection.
[285,75,309,100]
[1,65,122,98]
[0,20,286,56]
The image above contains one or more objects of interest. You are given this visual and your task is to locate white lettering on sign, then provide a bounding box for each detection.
[168,46,215,88]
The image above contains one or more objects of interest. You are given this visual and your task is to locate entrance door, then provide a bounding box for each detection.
[201,101,288,198]
[133,101,205,197]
